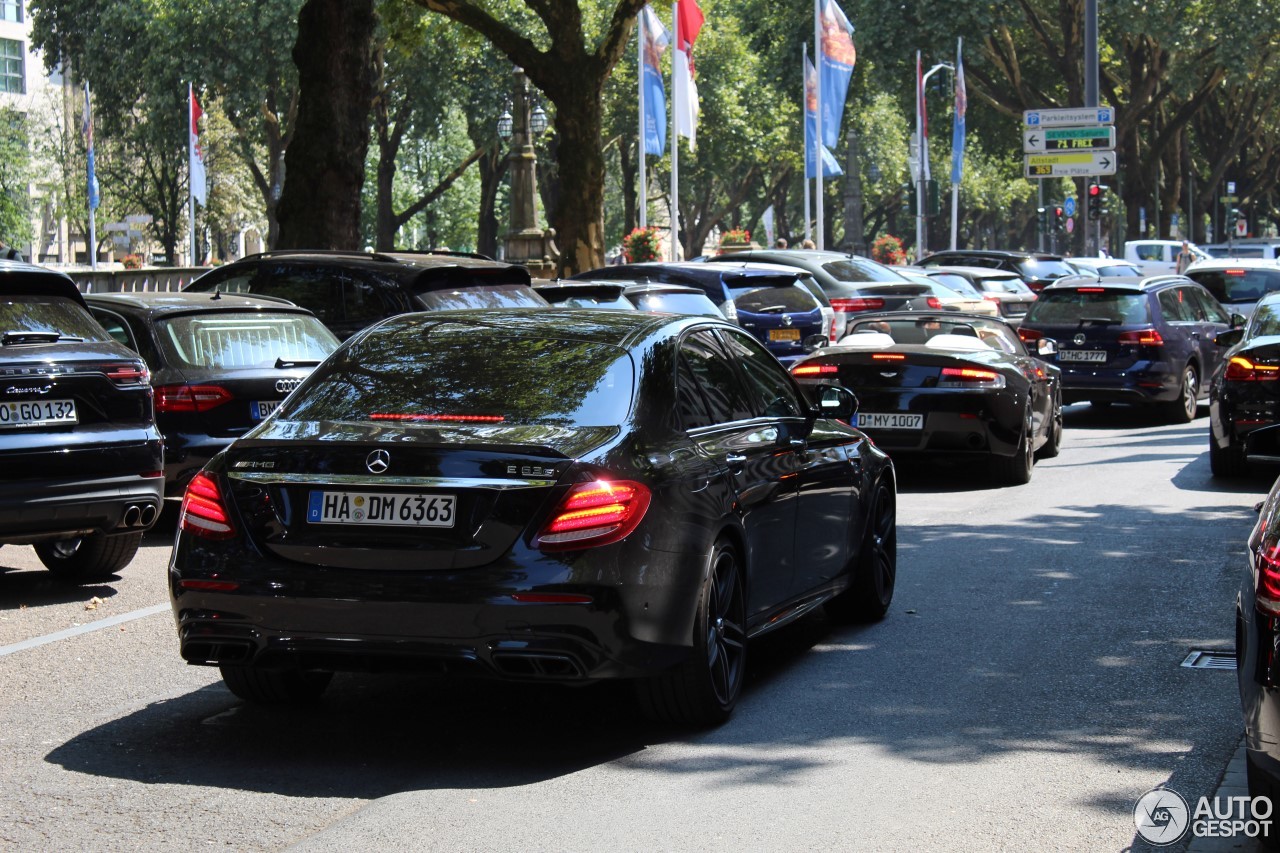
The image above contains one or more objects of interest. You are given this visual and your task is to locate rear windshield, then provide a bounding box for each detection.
[1024,290,1150,325]
[414,284,548,310]
[1206,247,1268,259]
[157,312,339,370]
[1016,258,1077,280]
[928,274,984,297]
[0,295,112,342]
[821,259,908,283]
[280,322,635,427]
[1187,269,1280,305]
[630,292,724,318]
[727,284,820,314]
[971,276,1030,294]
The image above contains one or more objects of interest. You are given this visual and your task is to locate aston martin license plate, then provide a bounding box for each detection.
[307,490,457,527]
[856,412,923,430]
[0,399,77,429]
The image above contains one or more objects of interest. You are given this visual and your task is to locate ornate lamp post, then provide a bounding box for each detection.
[498,67,558,277]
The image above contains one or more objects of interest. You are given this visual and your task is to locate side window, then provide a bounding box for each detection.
[195,269,255,294]
[341,274,390,326]
[1137,245,1162,262]
[716,328,805,419]
[1157,289,1192,322]
[251,267,338,325]
[1188,287,1229,324]
[89,309,136,349]
[679,330,753,424]
[674,352,713,430]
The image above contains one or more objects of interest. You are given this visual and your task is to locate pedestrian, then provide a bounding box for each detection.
[801,238,816,249]
[1175,240,1194,274]
[775,237,788,249]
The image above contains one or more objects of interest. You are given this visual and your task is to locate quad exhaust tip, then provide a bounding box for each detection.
[120,503,159,529]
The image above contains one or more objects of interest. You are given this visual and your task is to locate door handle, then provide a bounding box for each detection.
[726,453,747,465]
[788,438,807,451]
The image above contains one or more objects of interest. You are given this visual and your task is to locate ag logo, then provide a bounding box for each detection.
[1134,788,1190,845]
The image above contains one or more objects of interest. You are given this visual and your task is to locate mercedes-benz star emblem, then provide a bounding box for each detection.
[366,449,391,474]
[1073,333,1087,346]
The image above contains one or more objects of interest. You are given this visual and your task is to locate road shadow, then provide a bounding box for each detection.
[0,566,120,609]
[1062,402,1206,431]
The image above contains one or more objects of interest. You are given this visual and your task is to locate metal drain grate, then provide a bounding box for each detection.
[1181,650,1237,670]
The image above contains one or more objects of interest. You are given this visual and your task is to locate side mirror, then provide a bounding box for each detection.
[802,333,829,352]
[815,384,858,421]
[1036,337,1058,357]
[1214,327,1245,347]
[1231,313,1248,329]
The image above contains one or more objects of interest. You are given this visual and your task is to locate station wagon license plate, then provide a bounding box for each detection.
[856,412,923,430]
[251,400,282,421]
[769,328,801,342]
[307,490,457,527]
[0,398,77,429]
[1058,350,1107,363]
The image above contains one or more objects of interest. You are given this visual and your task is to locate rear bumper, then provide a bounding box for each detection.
[1058,363,1180,405]
[0,472,164,544]
[854,391,1024,457]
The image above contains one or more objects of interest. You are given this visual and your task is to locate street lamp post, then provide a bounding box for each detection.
[497,67,558,277]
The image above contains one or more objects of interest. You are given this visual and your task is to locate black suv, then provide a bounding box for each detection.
[920,250,1077,292]
[184,250,547,339]
[0,261,164,581]
[1018,275,1237,422]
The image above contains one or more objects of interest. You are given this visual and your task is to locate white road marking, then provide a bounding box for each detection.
[0,603,169,657]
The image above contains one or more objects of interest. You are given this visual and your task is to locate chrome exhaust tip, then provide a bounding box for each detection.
[139,504,158,527]
[123,505,141,527]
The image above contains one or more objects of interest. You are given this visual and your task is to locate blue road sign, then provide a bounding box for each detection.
[1064,197,1077,217]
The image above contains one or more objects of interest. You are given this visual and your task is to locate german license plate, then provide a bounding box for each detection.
[1059,349,1107,363]
[307,490,457,527]
[251,400,282,420]
[0,398,77,429]
[769,328,801,342]
[856,412,923,430]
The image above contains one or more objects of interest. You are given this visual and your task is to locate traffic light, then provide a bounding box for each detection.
[1037,206,1047,233]
[1088,184,1102,220]
[1054,206,1064,230]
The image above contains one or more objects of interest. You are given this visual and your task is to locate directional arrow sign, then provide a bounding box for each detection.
[1024,152,1117,179]
[1023,127,1116,153]
[1023,107,1114,128]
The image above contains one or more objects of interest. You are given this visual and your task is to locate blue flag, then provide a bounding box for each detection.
[951,40,966,184]
[641,5,670,156]
[818,0,856,149]
[805,57,842,179]
[83,81,99,210]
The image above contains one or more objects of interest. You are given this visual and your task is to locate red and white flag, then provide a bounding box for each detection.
[672,0,704,147]
[189,85,207,206]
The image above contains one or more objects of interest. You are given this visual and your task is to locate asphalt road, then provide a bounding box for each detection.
[0,403,1269,851]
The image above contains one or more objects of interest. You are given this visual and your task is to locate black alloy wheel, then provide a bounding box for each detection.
[827,478,896,623]
[219,665,334,704]
[992,407,1035,486]
[1037,393,1063,460]
[637,538,747,727]
[34,531,144,582]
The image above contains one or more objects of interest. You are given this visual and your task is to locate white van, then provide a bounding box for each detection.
[1201,239,1280,260]
[1123,240,1210,276]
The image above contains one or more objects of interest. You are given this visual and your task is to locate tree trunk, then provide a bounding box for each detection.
[275,0,376,251]
[548,94,605,274]
[476,146,504,259]
[619,139,637,236]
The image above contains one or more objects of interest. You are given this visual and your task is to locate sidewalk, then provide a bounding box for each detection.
[1186,740,1262,852]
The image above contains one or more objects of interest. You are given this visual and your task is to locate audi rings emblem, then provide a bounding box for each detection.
[366,449,391,474]
[1073,333,1087,346]
[275,378,302,394]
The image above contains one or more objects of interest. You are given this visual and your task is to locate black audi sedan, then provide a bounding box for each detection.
[1208,292,1280,478]
[84,292,340,496]
[170,310,896,726]
[0,262,163,580]
[790,312,1062,485]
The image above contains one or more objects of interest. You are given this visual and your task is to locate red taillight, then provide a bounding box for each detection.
[829,297,885,313]
[180,472,236,540]
[1117,328,1164,346]
[792,364,839,375]
[1225,356,1280,382]
[105,364,149,385]
[872,353,906,361]
[926,297,943,309]
[155,384,233,413]
[983,294,1001,302]
[938,366,1005,387]
[534,480,651,551]
[370,413,506,423]
[179,579,240,592]
[510,592,594,604]
[1226,269,1247,276]
[1077,287,1106,293]
[1258,539,1280,616]
[1019,328,1043,343]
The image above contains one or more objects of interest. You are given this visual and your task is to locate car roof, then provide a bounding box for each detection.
[846,309,1016,327]
[579,262,811,285]
[0,260,89,309]
[929,265,1023,279]
[716,249,873,264]
[1040,274,1191,293]
[83,290,313,317]
[193,249,533,287]
[922,249,1064,262]
[1186,259,1280,270]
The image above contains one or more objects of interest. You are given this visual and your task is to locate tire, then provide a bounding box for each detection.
[1162,363,1199,423]
[219,666,333,705]
[992,410,1035,486]
[34,531,143,582]
[1036,393,1063,460]
[1209,431,1247,478]
[1247,752,1280,850]
[826,479,896,624]
[636,538,747,727]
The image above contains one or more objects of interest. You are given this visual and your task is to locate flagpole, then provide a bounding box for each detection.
[813,0,824,250]
[915,52,925,262]
[638,11,647,230]
[950,37,962,251]
[802,43,811,246]
[188,83,197,267]
[669,1,679,261]
[84,81,97,270]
